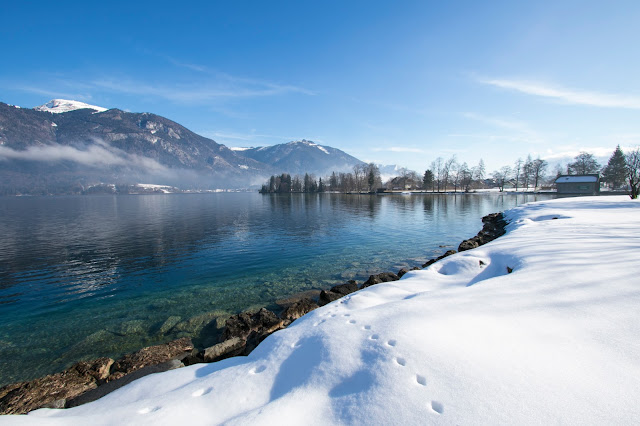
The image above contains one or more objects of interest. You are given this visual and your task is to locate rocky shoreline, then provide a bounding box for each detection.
[0,212,508,416]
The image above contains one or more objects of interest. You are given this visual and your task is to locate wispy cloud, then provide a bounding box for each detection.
[13,85,94,102]
[89,76,313,103]
[7,70,314,106]
[372,146,426,153]
[479,77,640,109]
[462,112,531,132]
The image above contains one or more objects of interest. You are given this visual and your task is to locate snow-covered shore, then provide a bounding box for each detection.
[4,196,640,425]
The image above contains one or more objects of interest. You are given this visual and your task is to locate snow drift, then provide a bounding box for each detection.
[5,196,640,425]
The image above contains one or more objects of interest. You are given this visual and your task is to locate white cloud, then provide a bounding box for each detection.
[480,78,640,109]
[462,112,532,132]
[372,147,425,153]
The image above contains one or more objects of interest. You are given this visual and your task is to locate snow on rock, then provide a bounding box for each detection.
[15,196,640,424]
[34,99,108,114]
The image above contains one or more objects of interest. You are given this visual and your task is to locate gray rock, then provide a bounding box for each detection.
[0,357,114,415]
[221,308,284,342]
[203,337,245,362]
[318,290,343,306]
[361,272,400,288]
[280,298,319,322]
[108,337,193,380]
[329,280,359,295]
[66,359,184,408]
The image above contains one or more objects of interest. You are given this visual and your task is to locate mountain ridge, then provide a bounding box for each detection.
[0,101,367,194]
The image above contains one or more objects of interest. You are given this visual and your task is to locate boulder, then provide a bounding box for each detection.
[221,308,284,342]
[203,337,246,362]
[329,280,359,295]
[397,267,420,278]
[66,359,184,408]
[422,250,457,268]
[108,337,193,380]
[0,357,113,415]
[280,298,319,322]
[361,272,400,288]
[458,212,507,252]
[318,290,343,306]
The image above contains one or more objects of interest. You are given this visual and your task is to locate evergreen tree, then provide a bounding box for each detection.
[422,170,434,191]
[602,145,627,189]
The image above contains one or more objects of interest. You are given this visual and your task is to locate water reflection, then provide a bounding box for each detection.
[0,192,554,386]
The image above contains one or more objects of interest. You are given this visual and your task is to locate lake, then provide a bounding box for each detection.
[0,192,554,386]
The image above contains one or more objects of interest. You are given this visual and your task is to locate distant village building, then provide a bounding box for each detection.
[555,174,600,195]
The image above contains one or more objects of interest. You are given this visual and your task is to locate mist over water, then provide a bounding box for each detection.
[0,192,554,385]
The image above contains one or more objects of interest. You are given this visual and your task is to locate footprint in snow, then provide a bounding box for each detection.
[250,365,266,374]
[395,357,406,366]
[431,401,444,414]
[138,406,160,414]
[362,325,372,330]
[347,319,356,324]
[416,375,427,386]
[369,334,379,340]
[192,387,213,397]
[386,339,397,347]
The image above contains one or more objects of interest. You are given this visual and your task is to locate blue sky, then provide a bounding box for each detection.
[2,0,640,172]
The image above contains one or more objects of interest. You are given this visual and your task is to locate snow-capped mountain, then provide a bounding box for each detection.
[34,99,108,114]
[233,139,364,176]
[0,101,274,194]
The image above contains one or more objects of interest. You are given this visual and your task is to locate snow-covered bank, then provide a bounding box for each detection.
[6,196,640,425]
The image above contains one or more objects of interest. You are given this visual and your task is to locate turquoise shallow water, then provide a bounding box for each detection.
[0,192,554,386]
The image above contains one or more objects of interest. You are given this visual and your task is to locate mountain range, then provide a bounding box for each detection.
[0,100,365,195]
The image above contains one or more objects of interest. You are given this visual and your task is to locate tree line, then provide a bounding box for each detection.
[260,146,640,199]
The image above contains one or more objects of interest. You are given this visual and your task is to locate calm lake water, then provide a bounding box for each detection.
[0,192,554,386]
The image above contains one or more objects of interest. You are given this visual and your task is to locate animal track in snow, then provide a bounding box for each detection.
[347,319,356,324]
[431,401,444,414]
[342,314,351,317]
[250,365,266,374]
[362,325,372,330]
[386,339,397,347]
[416,375,427,386]
[369,334,379,340]
[192,387,212,397]
[395,357,406,366]
[313,319,326,327]
[138,406,160,414]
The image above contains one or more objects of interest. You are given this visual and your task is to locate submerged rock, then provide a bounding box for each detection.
[158,315,182,334]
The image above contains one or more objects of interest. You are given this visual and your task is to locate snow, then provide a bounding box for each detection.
[34,99,107,114]
[555,175,599,183]
[9,196,640,425]
[315,145,330,155]
[135,184,174,193]
[229,147,252,151]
